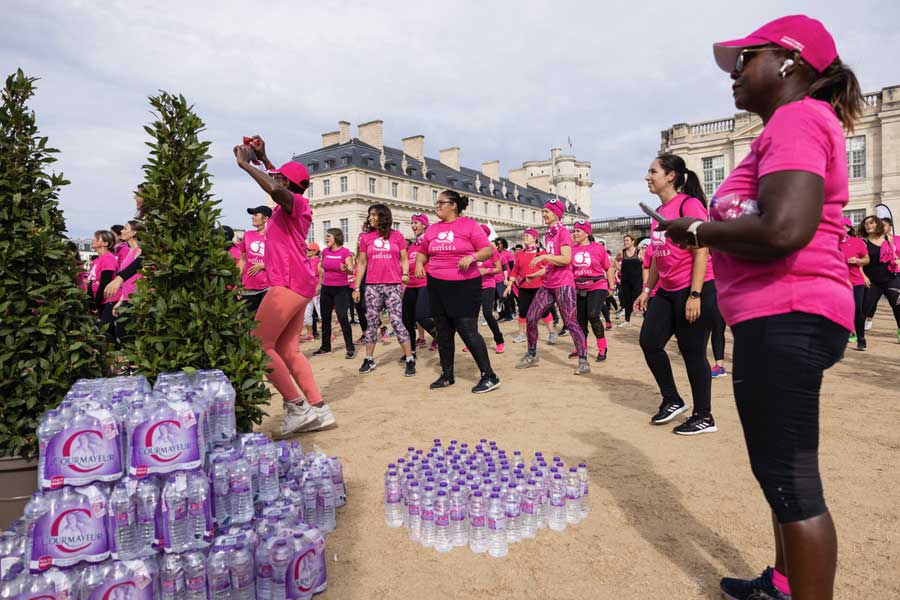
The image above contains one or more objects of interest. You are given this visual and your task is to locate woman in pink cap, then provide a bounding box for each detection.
[475,223,505,353]
[516,198,589,375]
[353,204,415,377]
[570,220,614,361]
[401,213,435,361]
[662,15,866,599]
[504,228,557,343]
[840,218,869,350]
[234,136,335,437]
[415,190,500,393]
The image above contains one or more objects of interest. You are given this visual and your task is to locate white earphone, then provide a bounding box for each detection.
[779,59,795,78]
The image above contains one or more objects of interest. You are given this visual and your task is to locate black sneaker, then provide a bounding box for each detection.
[856,340,867,351]
[358,357,376,374]
[558,326,569,337]
[404,359,416,377]
[596,349,607,362]
[720,567,791,600]
[398,352,417,363]
[345,348,356,359]
[430,374,455,389]
[472,374,500,394]
[650,401,688,425]
[313,348,331,356]
[673,414,718,436]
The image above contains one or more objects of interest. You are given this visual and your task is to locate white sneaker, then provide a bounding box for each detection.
[548,332,559,345]
[864,320,873,331]
[513,333,526,343]
[276,401,318,438]
[617,321,632,328]
[299,403,337,432]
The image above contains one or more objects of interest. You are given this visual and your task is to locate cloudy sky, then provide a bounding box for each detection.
[4,1,898,238]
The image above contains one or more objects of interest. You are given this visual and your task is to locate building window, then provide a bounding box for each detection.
[323,179,331,195]
[340,218,349,240]
[340,176,348,193]
[341,156,351,166]
[308,182,314,197]
[432,190,438,203]
[322,220,331,240]
[509,207,514,219]
[391,182,398,198]
[847,136,866,179]
[701,155,726,197]
[521,209,525,221]
[392,222,400,230]
[307,227,314,243]
[496,204,501,216]
[369,177,376,194]
[844,209,866,226]
[412,186,418,201]
[532,211,537,222]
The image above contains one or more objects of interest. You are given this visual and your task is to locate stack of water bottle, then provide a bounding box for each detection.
[383,439,589,558]
[1,370,347,599]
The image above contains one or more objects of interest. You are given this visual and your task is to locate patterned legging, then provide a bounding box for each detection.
[364,283,410,345]
[526,285,586,358]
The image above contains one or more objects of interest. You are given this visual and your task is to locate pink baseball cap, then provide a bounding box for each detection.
[268,161,310,188]
[411,213,430,227]
[713,15,838,74]
[543,199,564,219]
[572,220,591,235]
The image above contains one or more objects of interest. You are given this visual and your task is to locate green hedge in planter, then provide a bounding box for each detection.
[0,70,110,459]
[119,91,271,431]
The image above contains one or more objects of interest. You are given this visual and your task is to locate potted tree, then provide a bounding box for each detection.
[0,70,109,528]
[119,91,271,432]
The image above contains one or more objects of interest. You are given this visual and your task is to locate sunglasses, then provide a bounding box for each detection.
[734,47,780,73]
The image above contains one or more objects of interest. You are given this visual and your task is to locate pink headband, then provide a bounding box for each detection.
[411,213,429,227]
[543,200,564,219]
[573,221,591,235]
[524,228,539,240]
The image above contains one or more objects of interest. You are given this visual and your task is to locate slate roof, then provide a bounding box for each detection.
[292,138,586,217]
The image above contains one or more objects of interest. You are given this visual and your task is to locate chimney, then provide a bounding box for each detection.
[338,121,351,144]
[358,120,384,149]
[550,147,562,160]
[508,167,527,188]
[322,130,340,147]
[482,160,500,181]
[439,147,460,171]
[402,135,425,163]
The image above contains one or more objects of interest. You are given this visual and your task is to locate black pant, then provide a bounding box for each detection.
[620,277,642,323]
[429,278,494,379]
[576,289,606,342]
[710,296,726,362]
[517,287,552,321]
[853,284,866,342]
[639,281,715,417]
[319,285,354,351]
[480,287,504,344]
[98,303,121,343]
[356,280,367,335]
[402,286,435,349]
[732,312,846,523]
[240,289,268,315]
[863,277,900,328]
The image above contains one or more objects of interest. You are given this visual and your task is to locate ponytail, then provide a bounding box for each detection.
[807,58,865,132]
[656,153,708,207]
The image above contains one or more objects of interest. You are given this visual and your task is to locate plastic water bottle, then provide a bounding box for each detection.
[135,477,159,554]
[578,463,590,519]
[255,537,273,600]
[534,471,547,530]
[317,474,336,533]
[449,485,468,547]
[242,439,260,500]
[270,538,292,600]
[164,475,190,552]
[230,458,254,524]
[487,492,508,558]
[125,402,147,472]
[566,467,583,524]
[258,440,280,503]
[229,543,256,600]
[208,545,232,599]
[109,480,137,558]
[302,476,319,529]
[21,491,49,563]
[187,470,211,543]
[209,457,230,526]
[405,481,422,542]
[548,474,567,532]
[433,490,452,553]
[36,409,63,486]
[184,551,208,600]
[520,479,538,539]
[504,483,522,544]
[420,485,436,548]
[330,457,346,507]
[383,470,403,528]
[468,491,488,553]
[160,553,185,600]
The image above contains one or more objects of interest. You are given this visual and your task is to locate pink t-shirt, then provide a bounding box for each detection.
[421,217,491,281]
[264,195,317,298]
[228,244,241,265]
[239,230,270,290]
[114,242,129,266]
[115,245,143,302]
[573,242,611,291]
[642,246,659,297]
[710,97,853,331]
[308,256,321,287]
[90,252,118,305]
[406,239,427,289]
[478,248,502,289]
[841,236,867,286]
[359,230,407,284]
[321,246,352,287]
[649,194,714,292]
[542,224,575,289]
[496,249,514,284]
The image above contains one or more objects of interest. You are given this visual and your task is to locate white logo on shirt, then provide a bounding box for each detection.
[250,240,265,255]
[373,237,391,251]
[651,229,667,243]
[573,251,590,266]
[437,231,454,242]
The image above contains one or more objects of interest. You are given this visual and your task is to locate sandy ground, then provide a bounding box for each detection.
[258,309,900,600]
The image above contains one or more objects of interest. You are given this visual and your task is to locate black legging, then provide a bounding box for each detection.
[402,286,435,350]
[428,276,494,379]
[576,289,606,343]
[865,286,881,319]
[710,296,726,362]
[480,287,504,345]
[639,281,715,417]
[356,279,367,335]
[319,285,354,351]
[852,284,866,342]
[862,277,900,328]
[98,303,119,343]
[620,277,642,323]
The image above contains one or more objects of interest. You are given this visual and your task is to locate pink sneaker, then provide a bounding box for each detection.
[495,343,505,354]
[301,334,314,342]
[429,340,438,351]
[605,322,613,330]
[416,338,427,348]
[462,347,470,353]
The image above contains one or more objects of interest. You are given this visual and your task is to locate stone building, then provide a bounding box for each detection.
[290,120,590,247]
[660,84,900,225]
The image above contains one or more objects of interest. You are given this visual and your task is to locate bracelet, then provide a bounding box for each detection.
[643,287,652,294]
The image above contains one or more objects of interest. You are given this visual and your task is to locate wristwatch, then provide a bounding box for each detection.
[689,290,701,299]
[687,220,703,247]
